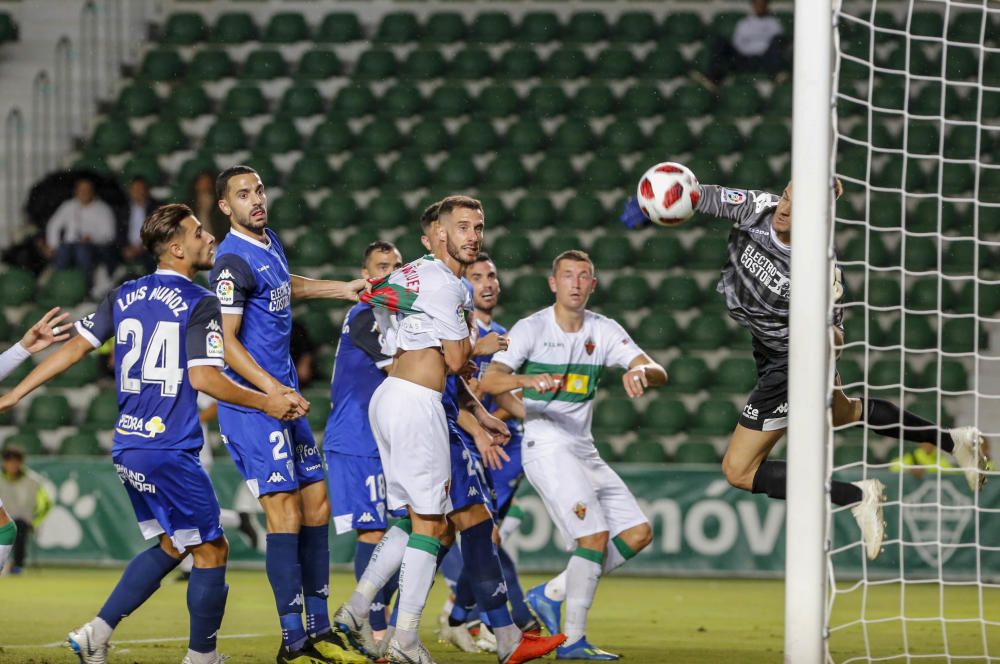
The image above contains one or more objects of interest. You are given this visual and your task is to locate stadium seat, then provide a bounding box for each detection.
[0,12,18,43]
[91,117,134,155]
[941,318,985,354]
[490,234,534,269]
[534,155,577,191]
[508,275,552,310]
[590,236,633,270]
[139,47,184,82]
[622,439,668,464]
[82,391,118,429]
[664,356,711,393]
[435,156,479,190]
[213,11,258,44]
[550,119,596,155]
[256,117,301,154]
[454,119,497,154]
[41,269,88,308]
[339,155,382,191]
[649,121,694,156]
[649,275,700,310]
[607,275,649,310]
[241,49,288,81]
[602,120,645,155]
[299,311,337,348]
[297,49,341,80]
[510,195,555,231]
[640,397,688,435]
[593,398,639,435]
[286,154,334,192]
[498,47,541,79]
[713,357,758,395]
[632,312,679,351]
[263,12,309,43]
[613,11,657,43]
[906,397,954,429]
[244,154,280,189]
[59,432,103,456]
[545,46,591,80]
[424,12,466,43]
[716,78,763,117]
[582,158,627,191]
[354,48,398,80]
[565,12,609,43]
[3,431,44,456]
[292,233,334,268]
[562,194,605,230]
[482,154,527,190]
[0,313,9,342]
[595,441,618,463]
[404,48,447,80]
[517,12,561,43]
[476,83,521,119]
[279,84,324,118]
[50,355,99,388]
[337,231,378,265]
[116,82,160,117]
[188,49,235,81]
[683,314,730,350]
[121,152,163,183]
[698,122,744,159]
[687,236,729,270]
[268,193,311,234]
[386,155,430,191]
[316,193,358,232]
[309,118,353,154]
[316,12,361,43]
[409,119,451,154]
[376,11,419,43]
[357,119,403,154]
[639,44,688,80]
[471,12,514,44]
[901,236,938,273]
[428,84,472,118]
[885,315,936,350]
[380,83,425,118]
[572,83,618,118]
[926,359,970,393]
[333,85,376,119]
[661,11,704,44]
[728,158,775,190]
[202,119,246,153]
[769,83,794,117]
[620,84,667,119]
[691,399,739,436]
[673,441,719,465]
[865,276,903,309]
[222,85,267,118]
[502,120,546,155]
[478,195,509,227]
[27,394,73,430]
[450,47,495,80]
[165,82,212,118]
[526,84,568,117]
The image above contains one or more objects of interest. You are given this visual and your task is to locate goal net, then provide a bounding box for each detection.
[826,0,999,661]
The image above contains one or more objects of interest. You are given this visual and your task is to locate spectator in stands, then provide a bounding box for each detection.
[701,0,788,85]
[0,446,53,574]
[119,176,160,272]
[42,177,116,286]
[188,170,229,241]
[290,320,317,388]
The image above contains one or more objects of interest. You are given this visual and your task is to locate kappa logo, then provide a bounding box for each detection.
[574,501,587,520]
[467,485,479,498]
[774,402,789,415]
[317,584,329,598]
[205,319,222,332]
[217,269,234,280]
[490,581,508,598]
[290,593,304,608]
[754,191,778,214]
[357,512,376,524]
[743,404,759,420]
[267,471,286,483]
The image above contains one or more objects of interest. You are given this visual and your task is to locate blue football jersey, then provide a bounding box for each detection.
[75,269,225,452]
[209,228,296,397]
[474,318,523,439]
[323,302,392,457]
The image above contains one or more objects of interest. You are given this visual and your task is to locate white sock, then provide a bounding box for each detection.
[602,542,626,575]
[0,543,12,570]
[219,508,240,530]
[394,535,440,648]
[498,513,522,544]
[543,570,568,602]
[563,551,602,644]
[494,623,522,661]
[87,617,113,644]
[348,525,409,616]
[184,649,218,664]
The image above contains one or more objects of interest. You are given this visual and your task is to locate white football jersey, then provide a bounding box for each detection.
[492,306,644,457]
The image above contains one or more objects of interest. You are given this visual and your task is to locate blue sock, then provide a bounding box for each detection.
[98,545,180,628]
[266,533,306,651]
[354,539,389,630]
[187,566,228,653]
[497,545,532,628]
[460,520,513,630]
[439,545,464,593]
[299,525,331,637]
[450,568,476,624]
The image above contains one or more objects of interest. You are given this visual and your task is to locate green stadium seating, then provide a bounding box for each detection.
[2,431,44,456]
[428,84,472,119]
[924,359,969,393]
[286,154,334,191]
[404,48,447,80]
[292,233,334,268]
[316,193,358,232]
[490,234,534,269]
[566,12,609,43]
[885,315,937,350]
[550,119,596,155]
[355,49,398,80]
[471,12,514,44]
[335,85,377,117]
[166,82,212,118]
[476,84,521,119]
[589,236,633,270]
[357,119,402,154]
[526,84,568,117]
[299,311,336,348]
[139,47,184,82]
[435,156,479,190]
[381,83,425,118]
[59,432,103,456]
[452,119,496,154]
[263,12,309,44]
[632,313,680,351]
[622,439,668,463]
[608,276,649,310]
[682,313,730,351]
[502,120,545,155]
[510,195,555,231]
[673,441,719,465]
[478,195,509,227]
[424,12,466,43]
[213,12,258,44]
[297,49,341,80]
[41,269,88,308]
[222,85,267,118]
[534,155,576,191]
[242,49,290,82]
[27,394,73,429]
[769,82,794,117]
[664,356,711,393]
[317,12,362,43]
[866,276,902,309]
[117,82,160,117]
[691,399,739,436]
[306,394,332,432]
[375,11,418,43]
[595,441,619,463]
[649,275,699,310]
[640,44,688,80]
[0,313,10,342]
[545,46,590,79]
[121,152,163,183]
[244,154,280,189]
[572,83,617,118]
[450,47,495,80]
[0,12,18,43]
[593,398,639,435]
[498,47,541,79]
[256,117,301,153]
[203,120,246,153]
[662,11,704,44]
[83,390,121,428]
[92,117,134,155]
[50,355,99,388]
[716,78,763,117]
[517,12,561,43]
[268,193,311,234]
[188,49,235,82]
[482,155,527,190]
[404,119,447,154]
[640,397,688,435]
[338,232,379,265]
[310,119,354,154]
[713,357,758,395]
[339,155,382,191]
[698,122,743,159]
[582,158,627,191]
[386,155,430,191]
[509,275,552,310]
[620,84,668,118]
[602,120,645,155]
[650,121,694,155]
[562,194,605,230]
[687,235,729,270]
[613,11,657,43]
[941,318,985,354]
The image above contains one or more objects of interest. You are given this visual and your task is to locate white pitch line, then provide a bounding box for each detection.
[4,632,267,649]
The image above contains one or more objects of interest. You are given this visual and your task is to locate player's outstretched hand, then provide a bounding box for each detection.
[21,307,71,354]
[474,332,509,357]
[623,367,649,398]
[619,195,649,230]
[521,372,560,393]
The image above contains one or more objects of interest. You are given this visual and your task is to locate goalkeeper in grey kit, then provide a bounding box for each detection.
[628,175,990,561]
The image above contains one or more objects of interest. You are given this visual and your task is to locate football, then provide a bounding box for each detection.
[636,162,701,226]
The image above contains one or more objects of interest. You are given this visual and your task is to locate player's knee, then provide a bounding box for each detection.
[305,499,330,526]
[158,535,185,560]
[578,530,609,551]
[721,453,754,492]
[191,536,229,568]
[625,522,653,552]
[263,498,302,533]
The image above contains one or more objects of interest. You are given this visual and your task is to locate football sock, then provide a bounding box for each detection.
[381,570,400,629]
[265,533,307,651]
[354,540,389,631]
[439,544,464,593]
[461,520,520,659]
[449,567,476,626]
[348,521,410,618]
[498,545,533,628]
[543,570,568,602]
[498,504,523,544]
[603,535,638,575]
[187,565,228,653]
[299,525,331,637]
[753,459,863,505]
[0,520,16,569]
[98,544,180,629]
[394,534,440,648]
[863,398,955,452]
[564,547,603,644]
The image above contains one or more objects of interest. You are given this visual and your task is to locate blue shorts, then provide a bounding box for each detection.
[449,429,494,515]
[489,435,524,519]
[112,447,223,551]
[325,450,406,535]
[219,407,325,497]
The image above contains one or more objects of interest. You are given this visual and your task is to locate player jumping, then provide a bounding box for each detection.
[0,204,304,664]
[209,166,366,664]
[481,249,667,661]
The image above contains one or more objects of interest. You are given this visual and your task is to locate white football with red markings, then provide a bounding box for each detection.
[636,162,700,227]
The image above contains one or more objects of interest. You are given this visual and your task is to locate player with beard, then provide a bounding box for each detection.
[209,166,366,664]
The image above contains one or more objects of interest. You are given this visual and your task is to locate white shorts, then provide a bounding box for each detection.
[524,446,648,548]
[369,377,452,516]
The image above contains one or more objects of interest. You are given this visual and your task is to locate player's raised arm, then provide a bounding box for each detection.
[694,183,778,225]
[0,307,71,382]
[290,274,366,302]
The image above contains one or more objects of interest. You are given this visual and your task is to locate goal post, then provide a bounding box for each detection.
[785,0,836,662]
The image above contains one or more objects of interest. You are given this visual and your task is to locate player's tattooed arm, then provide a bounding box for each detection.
[479,361,559,395]
[0,336,94,412]
[290,274,366,302]
[622,354,668,399]
[220,312,310,413]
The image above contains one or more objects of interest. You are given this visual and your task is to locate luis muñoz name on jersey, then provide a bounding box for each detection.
[116,285,190,318]
[269,281,291,312]
[739,244,790,299]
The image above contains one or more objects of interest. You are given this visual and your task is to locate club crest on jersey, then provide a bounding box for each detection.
[216,279,234,305]
[722,189,747,205]
[574,502,587,520]
[206,331,224,358]
[584,337,595,355]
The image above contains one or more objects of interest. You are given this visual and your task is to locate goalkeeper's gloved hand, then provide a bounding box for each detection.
[618,196,649,230]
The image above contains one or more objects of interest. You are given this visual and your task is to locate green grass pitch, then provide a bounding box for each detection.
[0,569,996,663]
